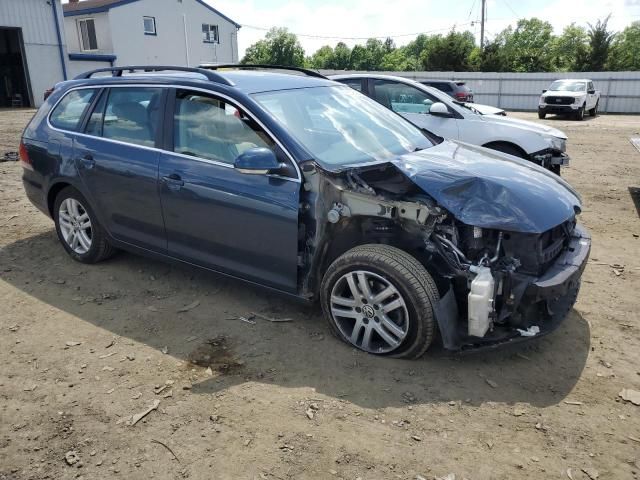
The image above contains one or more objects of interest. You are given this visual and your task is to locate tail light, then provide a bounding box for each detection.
[455,92,467,100]
[19,141,33,170]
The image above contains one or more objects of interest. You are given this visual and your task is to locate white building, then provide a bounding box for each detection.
[63,0,241,78]
[0,0,69,107]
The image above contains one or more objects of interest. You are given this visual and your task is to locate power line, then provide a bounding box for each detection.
[240,22,477,40]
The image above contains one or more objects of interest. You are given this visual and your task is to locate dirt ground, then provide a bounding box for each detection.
[0,108,639,480]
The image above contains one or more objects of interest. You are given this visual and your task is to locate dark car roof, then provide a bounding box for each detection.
[66,70,338,95]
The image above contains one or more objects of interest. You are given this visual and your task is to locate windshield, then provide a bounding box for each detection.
[549,80,586,92]
[253,86,433,167]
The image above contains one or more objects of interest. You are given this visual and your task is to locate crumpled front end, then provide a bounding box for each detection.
[300,140,590,351]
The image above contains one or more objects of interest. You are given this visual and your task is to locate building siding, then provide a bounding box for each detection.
[65,0,239,78]
[0,0,69,106]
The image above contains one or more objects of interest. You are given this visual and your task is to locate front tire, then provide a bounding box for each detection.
[538,110,546,119]
[575,104,585,121]
[54,186,116,264]
[320,244,439,359]
[589,101,598,117]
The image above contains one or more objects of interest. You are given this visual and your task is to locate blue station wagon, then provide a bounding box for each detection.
[20,65,590,357]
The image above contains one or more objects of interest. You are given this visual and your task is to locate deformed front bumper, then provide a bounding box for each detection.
[435,225,591,352]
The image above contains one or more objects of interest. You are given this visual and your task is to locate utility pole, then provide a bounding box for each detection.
[480,0,486,50]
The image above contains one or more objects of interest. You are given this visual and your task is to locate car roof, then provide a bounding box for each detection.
[552,79,591,82]
[68,69,338,95]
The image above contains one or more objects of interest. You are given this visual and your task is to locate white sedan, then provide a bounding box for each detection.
[331,74,568,174]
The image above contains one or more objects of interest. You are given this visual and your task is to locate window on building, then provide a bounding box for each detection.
[50,89,98,131]
[143,16,157,35]
[202,24,219,43]
[78,18,98,51]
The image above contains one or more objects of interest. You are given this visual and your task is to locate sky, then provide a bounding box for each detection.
[61,0,640,57]
[206,0,640,57]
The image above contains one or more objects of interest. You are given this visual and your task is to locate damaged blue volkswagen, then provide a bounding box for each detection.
[20,65,590,358]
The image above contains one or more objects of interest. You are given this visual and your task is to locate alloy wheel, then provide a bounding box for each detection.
[58,198,92,255]
[329,270,409,353]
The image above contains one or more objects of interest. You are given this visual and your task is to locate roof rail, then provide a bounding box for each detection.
[73,65,234,86]
[199,63,327,79]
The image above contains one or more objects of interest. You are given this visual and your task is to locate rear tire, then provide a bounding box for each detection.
[320,244,439,359]
[53,186,116,264]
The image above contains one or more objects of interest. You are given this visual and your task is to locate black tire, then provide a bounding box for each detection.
[485,142,527,159]
[320,244,439,359]
[589,101,598,117]
[575,104,585,121]
[538,110,546,119]
[53,186,116,264]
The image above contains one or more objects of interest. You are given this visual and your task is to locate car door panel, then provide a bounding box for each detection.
[158,88,300,292]
[159,155,300,291]
[74,87,166,252]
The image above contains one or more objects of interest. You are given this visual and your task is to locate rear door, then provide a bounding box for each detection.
[74,86,167,252]
[158,88,301,292]
[369,78,460,139]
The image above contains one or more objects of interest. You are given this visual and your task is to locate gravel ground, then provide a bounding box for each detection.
[0,109,639,480]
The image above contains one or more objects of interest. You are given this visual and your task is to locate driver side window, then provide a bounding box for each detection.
[372,80,435,115]
[173,89,275,165]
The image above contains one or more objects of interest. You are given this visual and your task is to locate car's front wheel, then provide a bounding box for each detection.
[54,186,116,263]
[538,110,546,119]
[575,104,585,121]
[589,101,598,117]
[320,244,438,359]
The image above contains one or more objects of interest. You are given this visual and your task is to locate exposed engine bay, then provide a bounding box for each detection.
[298,159,590,351]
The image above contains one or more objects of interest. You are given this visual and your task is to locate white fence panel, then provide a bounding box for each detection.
[321,70,640,113]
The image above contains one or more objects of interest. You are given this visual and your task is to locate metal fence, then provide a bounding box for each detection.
[320,70,640,113]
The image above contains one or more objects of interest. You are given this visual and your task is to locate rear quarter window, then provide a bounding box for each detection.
[49,89,98,131]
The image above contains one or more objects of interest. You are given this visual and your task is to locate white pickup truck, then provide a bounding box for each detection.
[538,79,600,120]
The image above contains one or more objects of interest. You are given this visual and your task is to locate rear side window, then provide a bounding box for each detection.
[99,87,163,147]
[173,90,275,165]
[437,83,454,92]
[50,89,97,131]
[340,79,363,92]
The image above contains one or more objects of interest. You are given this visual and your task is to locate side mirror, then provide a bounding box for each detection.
[588,89,596,94]
[429,102,452,117]
[542,89,547,93]
[234,147,280,175]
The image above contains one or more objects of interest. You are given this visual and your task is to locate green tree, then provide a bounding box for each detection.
[364,38,386,70]
[503,18,555,72]
[349,44,368,70]
[241,28,305,67]
[420,30,476,71]
[308,45,334,68]
[383,37,396,54]
[381,47,417,71]
[552,24,589,71]
[584,15,616,71]
[332,42,352,70]
[608,21,640,70]
[474,27,513,72]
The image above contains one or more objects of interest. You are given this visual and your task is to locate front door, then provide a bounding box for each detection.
[369,79,460,140]
[158,89,300,292]
[74,86,167,252]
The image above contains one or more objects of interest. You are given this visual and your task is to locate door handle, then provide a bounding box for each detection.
[162,173,184,188]
[79,154,95,169]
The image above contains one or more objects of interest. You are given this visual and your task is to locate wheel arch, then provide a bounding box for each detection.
[482,141,529,159]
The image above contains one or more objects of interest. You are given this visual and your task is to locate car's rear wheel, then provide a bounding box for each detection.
[54,186,116,263]
[589,101,598,117]
[320,244,438,359]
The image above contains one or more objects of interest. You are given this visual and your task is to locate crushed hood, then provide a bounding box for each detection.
[389,140,581,234]
[478,114,567,139]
